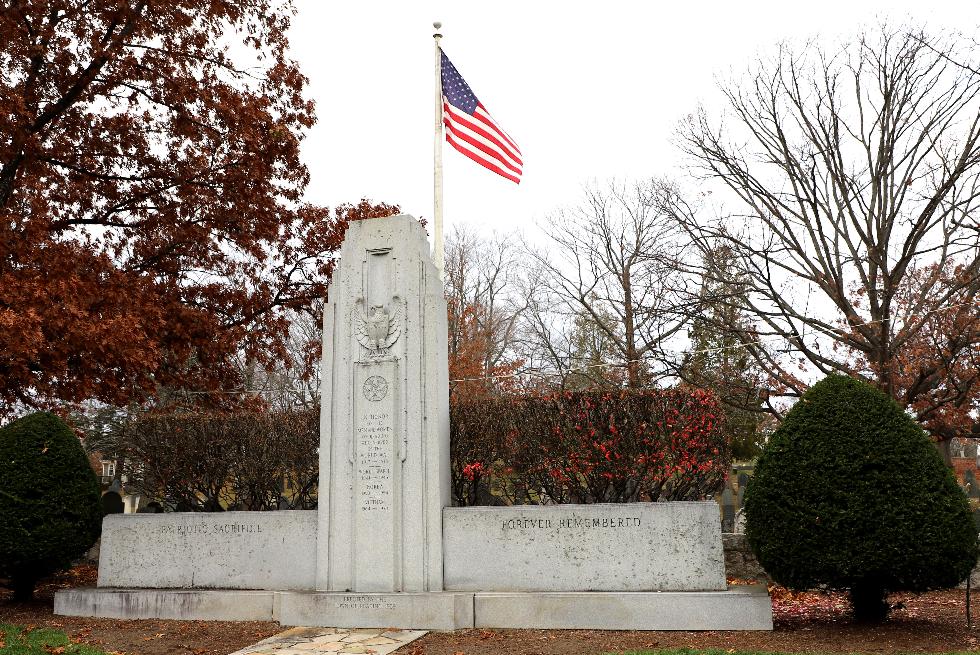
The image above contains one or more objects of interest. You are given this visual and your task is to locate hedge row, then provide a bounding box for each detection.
[122,388,729,510]
[123,410,319,511]
[450,389,729,505]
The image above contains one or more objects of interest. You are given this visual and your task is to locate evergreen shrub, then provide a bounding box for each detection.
[0,412,102,600]
[744,375,978,622]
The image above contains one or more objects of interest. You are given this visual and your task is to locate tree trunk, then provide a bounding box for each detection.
[935,438,953,467]
[622,267,640,388]
[849,582,889,623]
[11,573,37,602]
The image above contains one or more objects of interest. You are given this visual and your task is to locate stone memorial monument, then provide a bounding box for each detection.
[315,215,448,594]
[54,214,772,631]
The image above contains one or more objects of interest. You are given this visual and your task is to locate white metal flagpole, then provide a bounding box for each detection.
[432,21,445,276]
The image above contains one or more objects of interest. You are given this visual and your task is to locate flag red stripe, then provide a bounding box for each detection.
[454,109,522,167]
[445,131,521,184]
[474,103,521,155]
[444,115,522,176]
[444,120,522,177]
[462,103,522,160]
[444,101,522,168]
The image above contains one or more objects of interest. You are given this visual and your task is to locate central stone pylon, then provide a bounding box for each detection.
[316,214,450,594]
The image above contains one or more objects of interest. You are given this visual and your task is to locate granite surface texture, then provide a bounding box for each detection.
[317,214,450,593]
[97,511,316,590]
[473,587,774,630]
[444,502,727,591]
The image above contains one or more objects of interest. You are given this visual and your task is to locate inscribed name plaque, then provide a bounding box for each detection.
[353,357,400,590]
[97,512,316,590]
[443,502,727,592]
[355,364,397,515]
[276,591,474,631]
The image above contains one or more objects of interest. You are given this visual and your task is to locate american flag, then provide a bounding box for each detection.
[440,49,523,184]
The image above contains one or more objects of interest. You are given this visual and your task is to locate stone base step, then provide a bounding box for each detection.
[276,591,474,630]
[55,586,773,631]
[474,587,773,630]
[54,588,275,622]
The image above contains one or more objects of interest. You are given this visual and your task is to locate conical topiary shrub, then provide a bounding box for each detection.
[744,375,978,622]
[0,412,102,600]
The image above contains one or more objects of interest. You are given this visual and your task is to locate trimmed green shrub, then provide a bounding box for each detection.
[744,375,978,622]
[0,412,102,600]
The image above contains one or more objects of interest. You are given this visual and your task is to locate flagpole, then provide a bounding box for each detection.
[433,21,445,277]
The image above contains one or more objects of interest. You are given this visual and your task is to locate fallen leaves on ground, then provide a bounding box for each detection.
[769,584,850,622]
[4,566,980,655]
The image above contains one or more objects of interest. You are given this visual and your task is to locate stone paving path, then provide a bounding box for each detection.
[230,627,426,655]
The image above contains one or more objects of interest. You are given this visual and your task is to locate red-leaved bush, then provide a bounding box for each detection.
[451,389,729,506]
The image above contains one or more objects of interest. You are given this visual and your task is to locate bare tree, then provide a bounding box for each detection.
[671,27,980,439]
[525,180,691,388]
[444,227,528,396]
[512,263,581,390]
[518,284,628,391]
[677,241,772,459]
[240,306,324,410]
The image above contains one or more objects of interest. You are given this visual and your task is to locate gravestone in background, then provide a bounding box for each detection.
[101,491,124,516]
[721,487,736,533]
[316,214,449,593]
[966,470,980,498]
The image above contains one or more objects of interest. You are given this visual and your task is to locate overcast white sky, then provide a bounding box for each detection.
[289,1,976,248]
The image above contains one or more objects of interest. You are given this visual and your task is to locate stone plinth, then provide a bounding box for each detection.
[55,587,774,630]
[97,511,316,590]
[317,214,449,593]
[444,502,726,592]
[474,587,774,630]
[55,588,276,621]
[723,533,768,581]
[276,591,473,630]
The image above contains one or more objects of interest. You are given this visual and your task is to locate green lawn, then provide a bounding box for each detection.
[0,623,107,655]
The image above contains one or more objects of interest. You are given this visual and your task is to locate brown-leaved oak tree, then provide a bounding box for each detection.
[0,2,397,413]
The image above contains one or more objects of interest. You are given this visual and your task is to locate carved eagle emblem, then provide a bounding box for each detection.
[353,300,402,359]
